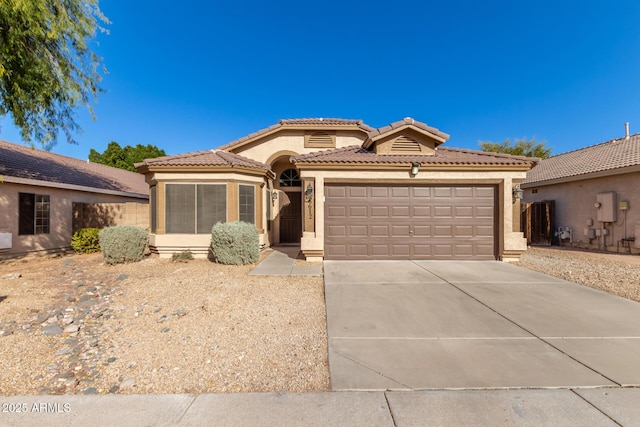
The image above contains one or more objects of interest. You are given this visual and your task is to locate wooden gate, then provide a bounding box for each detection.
[522,201,555,246]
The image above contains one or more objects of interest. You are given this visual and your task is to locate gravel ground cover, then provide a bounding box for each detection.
[514,246,640,303]
[0,251,328,396]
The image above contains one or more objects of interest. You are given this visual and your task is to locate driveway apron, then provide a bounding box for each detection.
[323,260,640,390]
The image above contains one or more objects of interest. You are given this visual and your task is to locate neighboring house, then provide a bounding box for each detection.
[136,117,537,261]
[521,130,640,253]
[0,140,149,258]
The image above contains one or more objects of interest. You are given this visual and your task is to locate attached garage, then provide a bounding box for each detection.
[324,184,496,260]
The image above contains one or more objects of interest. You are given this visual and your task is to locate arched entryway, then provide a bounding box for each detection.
[270,155,303,244]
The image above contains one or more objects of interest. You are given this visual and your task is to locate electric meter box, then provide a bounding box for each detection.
[596,192,617,223]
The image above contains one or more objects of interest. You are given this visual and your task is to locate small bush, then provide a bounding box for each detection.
[172,250,194,262]
[210,221,259,265]
[99,226,148,265]
[70,228,101,253]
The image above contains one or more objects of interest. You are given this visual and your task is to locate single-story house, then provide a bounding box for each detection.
[521,128,640,253]
[0,140,149,258]
[136,117,537,261]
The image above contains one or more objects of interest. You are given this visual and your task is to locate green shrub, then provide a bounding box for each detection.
[172,250,194,262]
[99,226,148,265]
[210,221,259,265]
[70,228,101,253]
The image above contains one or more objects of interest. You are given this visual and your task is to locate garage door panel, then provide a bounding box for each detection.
[392,206,410,217]
[391,187,410,197]
[371,225,390,237]
[434,187,453,198]
[371,206,390,217]
[349,206,367,217]
[327,206,346,218]
[413,206,432,217]
[324,185,495,260]
[349,225,367,237]
[327,225,347,237]
[454,187,474,197]
[348,187,367,198]
[476,187,495,198]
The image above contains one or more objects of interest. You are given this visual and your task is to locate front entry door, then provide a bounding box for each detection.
[280,192,302,243]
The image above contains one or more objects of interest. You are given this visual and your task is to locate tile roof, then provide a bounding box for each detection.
[365,117,450,142]
[523,133,640,185]
[292,145,537,166]
[217,118,376,150]
[136,149,273,172]
[0,140,148,196]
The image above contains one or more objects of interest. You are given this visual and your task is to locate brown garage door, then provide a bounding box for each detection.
[324,185,496,260]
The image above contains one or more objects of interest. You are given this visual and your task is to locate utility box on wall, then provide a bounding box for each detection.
[0,233,12,249]
[596,192,617,223]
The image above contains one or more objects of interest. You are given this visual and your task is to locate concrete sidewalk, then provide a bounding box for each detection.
[2,388,639,426]
[250,246,323,276]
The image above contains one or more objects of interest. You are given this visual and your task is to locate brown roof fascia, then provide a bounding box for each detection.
[138,165,275,178]
[218,120,371,153]
[295,162,534,172]
[362,119,451,149]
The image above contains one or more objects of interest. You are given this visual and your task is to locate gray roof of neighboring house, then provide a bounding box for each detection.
[0,140,148,196]
[523,133,640,186]
[292,145,536,166]
[136,149,273,173]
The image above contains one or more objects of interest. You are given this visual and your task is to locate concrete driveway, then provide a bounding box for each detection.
[324,260,640,390]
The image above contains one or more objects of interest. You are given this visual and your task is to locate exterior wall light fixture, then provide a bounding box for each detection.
[410,162,420,176]
[512,186,524,203]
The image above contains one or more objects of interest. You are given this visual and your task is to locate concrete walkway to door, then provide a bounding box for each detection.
[324,260,640,391]
[250,246,323,276]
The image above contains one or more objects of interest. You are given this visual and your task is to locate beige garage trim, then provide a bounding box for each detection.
[324,184,497,260]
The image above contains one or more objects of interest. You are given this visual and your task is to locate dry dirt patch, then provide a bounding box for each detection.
[515,246,640,303]
[0,253,329,395]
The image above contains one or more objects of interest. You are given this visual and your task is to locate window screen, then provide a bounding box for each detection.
[165,184,196,233]
[197,185,226,233]
[239,185,255,224]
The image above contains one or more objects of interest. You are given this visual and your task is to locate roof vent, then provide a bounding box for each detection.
[625,122,630,140]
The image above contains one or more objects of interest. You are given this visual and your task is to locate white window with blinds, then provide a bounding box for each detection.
[165,184,226,233]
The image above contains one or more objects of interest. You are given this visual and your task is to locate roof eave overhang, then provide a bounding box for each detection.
[221,123,369,153]
[521,164,640,188]
[1,175,148,199]
[295,162,534,172]
[362,124,449,149]
[138,165,275,178]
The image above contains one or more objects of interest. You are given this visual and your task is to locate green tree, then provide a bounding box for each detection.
[479,138,552,159]
[89,142,166,172]
[0,0,108,150]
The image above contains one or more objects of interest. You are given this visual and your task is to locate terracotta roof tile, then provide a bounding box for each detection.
[292,145,537,166]
[137,149,272,172]
[217,118,375,150]
[523,133,640,185]
[365,117,450,141]
[0,140,148,195]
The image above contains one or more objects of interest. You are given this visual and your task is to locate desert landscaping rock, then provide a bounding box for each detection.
[43,324,63,336]
[1,272,21,279]
[120,377,136,389]
[0,251,328,395]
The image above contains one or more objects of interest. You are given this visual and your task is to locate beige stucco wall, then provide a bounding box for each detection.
[523,171,640,251]
[298,169,528,261]
[230,131,366,165]
[0,181,148,258]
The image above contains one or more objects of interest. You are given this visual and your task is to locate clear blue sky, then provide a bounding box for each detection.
[2,0,640,160]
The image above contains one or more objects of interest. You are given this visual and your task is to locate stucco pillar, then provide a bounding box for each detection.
[300,174,324,261]
[502,177,528,261]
